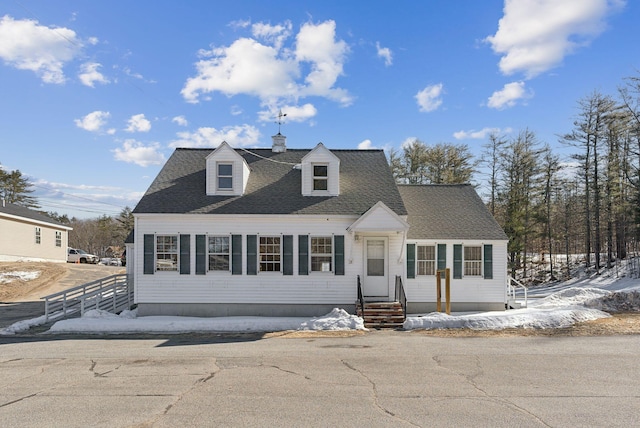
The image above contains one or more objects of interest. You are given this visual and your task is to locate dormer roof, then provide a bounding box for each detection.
[133,148,407,216]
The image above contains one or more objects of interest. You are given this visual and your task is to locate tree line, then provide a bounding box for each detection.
[391,73,640,284]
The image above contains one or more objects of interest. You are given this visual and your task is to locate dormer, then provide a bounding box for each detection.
[301,143,340,196]
[206,141,250,196]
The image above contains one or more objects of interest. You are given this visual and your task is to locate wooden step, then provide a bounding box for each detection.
[356,301,405,329]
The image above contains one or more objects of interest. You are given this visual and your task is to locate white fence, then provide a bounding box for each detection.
[41,274,133,322]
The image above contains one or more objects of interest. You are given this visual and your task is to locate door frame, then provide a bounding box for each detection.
[363,236,389,299]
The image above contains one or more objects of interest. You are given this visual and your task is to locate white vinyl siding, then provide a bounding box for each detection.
[404,240,508,310]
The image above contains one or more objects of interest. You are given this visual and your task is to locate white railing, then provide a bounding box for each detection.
[507,276,528,308]
[41,274,133,322]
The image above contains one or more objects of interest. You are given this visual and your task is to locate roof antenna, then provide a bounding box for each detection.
[275,109,287,135]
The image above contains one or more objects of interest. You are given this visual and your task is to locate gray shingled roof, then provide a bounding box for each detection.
[133,148,407,216]
[0,202,70,228]
[398,184,507,241]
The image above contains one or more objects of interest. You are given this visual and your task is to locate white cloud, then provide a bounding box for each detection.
[172,115,188,126]
[169,125,261,148]
[258,104,318,123]
[113,139,165,167]
[376,42,393,66]
[252,21,292,50]
[125,114,151,133]
[485,0,625,78]
[78,62,109,87]
[181,20,351,107]
[230,105,243,116]
[415,83,444,112]
[487,81,532,109]
[453,127,513,140]
[74,110,111,132]
[401,137,419,149]
[0,15,83,83]
[358,139,375,150]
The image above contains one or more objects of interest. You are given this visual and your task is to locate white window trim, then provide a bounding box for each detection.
[156,235,179,272]
[311,163,329,194]
[208,235,231,272]
[55,231,62,247]
[217,162,233,191]
[463,245,483,277]
[417,244,436,276]
[310,236,333,273]
[259,236,282,273]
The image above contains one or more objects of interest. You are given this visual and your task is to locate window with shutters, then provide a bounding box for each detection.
[156,235,178,271]
[311,236,332,272]
[417,245,436,276]
[208,236,230,271]
[259,236,281,272]
[464,246,482,276]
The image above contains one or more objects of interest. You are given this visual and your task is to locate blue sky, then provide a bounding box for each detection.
[0,0,637,218]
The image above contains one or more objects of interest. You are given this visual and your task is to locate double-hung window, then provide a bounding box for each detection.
[35,227,41,244]
[464,246,482,276]
[311,236,332,272]
[208,236,230,271]
[217,163,233,190]
[55,231,62,247]
[156,235,179,271]
[313,164,328,191]
[259,236,281,272]
[417,245,436,275]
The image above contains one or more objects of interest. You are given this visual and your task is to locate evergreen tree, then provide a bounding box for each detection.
[0,165,39,208]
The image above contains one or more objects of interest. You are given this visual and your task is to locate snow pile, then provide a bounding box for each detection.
[46,307,367,334]
[0,270,41,284]
[584,290,640,312]
[299,308,365,330]
[403,306,610,330]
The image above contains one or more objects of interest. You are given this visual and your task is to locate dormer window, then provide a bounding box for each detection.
[313,164,328,191]
[217,163,233,190]
[301,143,340,196]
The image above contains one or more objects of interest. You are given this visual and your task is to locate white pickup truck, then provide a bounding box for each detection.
[67,248,99,264]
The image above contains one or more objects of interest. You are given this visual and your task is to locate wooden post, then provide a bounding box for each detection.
[436,270,442,312]
[445,268,451,315]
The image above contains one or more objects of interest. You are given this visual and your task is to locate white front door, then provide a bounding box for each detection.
[363,237,389,298]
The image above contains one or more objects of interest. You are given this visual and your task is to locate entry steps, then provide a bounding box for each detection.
[357,301,405,329]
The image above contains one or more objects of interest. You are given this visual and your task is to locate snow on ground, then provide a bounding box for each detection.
[0,270,41,284]
[1,266,640,335]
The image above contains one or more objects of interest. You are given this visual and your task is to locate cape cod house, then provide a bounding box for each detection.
[0,201,72,263]
[129,134,508,319]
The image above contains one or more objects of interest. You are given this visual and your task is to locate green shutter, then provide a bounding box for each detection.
[143,234,154,275]
[232,235,242,275]
[484,244,493,279]
[453,244,462,279]
[406,243,416,279]
[437,244,446,271]
[180,234,190,275]
[195,235,206,275]
[298,235,309,275]
[247,235,257,275]
[334,235,345,275]
[283,235,293,275]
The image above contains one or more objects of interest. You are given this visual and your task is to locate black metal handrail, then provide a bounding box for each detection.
[395,275,407,319]
[356,275,364,314]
